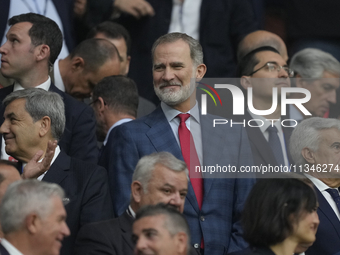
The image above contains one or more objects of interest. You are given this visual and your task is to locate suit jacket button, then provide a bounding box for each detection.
[194,243,199,248]
[200,216,205,221]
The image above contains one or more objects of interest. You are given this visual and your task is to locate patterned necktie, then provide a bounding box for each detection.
[267,125,285,166]
[326,188,340,213]
[177,113,203,209]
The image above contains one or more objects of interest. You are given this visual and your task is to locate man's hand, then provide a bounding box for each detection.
[114,0,155,19]
[22,140,58,179]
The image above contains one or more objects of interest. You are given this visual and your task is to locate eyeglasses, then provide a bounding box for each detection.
[249,62,294,77]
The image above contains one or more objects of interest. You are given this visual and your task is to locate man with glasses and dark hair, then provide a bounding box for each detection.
[236,46,295,170]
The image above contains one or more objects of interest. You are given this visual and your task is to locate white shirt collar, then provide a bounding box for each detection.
[103,118,133,146]
[305,174,334,192]
[248,109,282,134]
[161,101,200,124]
[14,77,51,91]
[1,239,24,255]
[53,59,65,92]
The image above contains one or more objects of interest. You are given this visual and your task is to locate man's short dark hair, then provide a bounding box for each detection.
[92,75,139,117]
[242,176,317,248]
[87,21,131,56]
[237,46,280,77]
[70,38,119,72]
[8,13,62,66]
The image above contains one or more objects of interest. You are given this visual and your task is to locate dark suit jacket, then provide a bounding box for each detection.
[75,211,134,255]
[0,84,98,163]
[235,111,294,170]
[107,106,255,255]
[43,150,114,255]
[0,0,76,52]
[0,243,10,255]
[115,0,258,103]
[305,187,340,255]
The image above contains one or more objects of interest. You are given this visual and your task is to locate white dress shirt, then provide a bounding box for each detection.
[53,59,65,92]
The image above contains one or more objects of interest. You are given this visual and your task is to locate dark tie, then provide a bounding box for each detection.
[326,188,340,213]
[177,113,203,209]
[267,125,285,166]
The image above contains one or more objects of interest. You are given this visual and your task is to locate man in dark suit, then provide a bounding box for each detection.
[0,88,113,255]
[92,75,138,165]
[0,13,98,163]
[289,117,340,255]
[237,46,294,170]
[108,32,255,255]
[0,180,70,255]
[75,151,189,255]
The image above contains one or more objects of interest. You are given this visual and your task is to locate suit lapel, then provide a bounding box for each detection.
[316,187,340,238]
[0,243,10,255]
[144,107,200,212]
[244,111,279,166]
[42,151,70,185]
[119,211,135,250]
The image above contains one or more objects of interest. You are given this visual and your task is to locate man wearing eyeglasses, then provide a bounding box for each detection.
[236,46,294,171]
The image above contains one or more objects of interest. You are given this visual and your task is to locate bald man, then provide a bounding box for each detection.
[237,30,288,62]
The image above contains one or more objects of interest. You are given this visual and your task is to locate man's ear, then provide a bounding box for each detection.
[26,213,40,234]
[240,76,252,90]
[71,56,85,72]
[39,116,51,138]
[131,181,143,203]
[36,44,50,62]
[301,147,316,164]
[124,56,131,75]
[174,232,188,254]
[195,64,207,82]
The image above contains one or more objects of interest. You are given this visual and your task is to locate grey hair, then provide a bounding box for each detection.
[290,48,340,79]
[135,203,190,253]
[132,152,188,193]
[3,88,65,141]
[289,117,340,165]
[0,180,65,234]
[151,33,203,67]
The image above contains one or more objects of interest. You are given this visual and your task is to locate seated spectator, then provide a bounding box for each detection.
[0,88,113,255]
[75,152,189,255]
[242,177,319,255]
[289,48,340,119]
[0,180,70,255]
[133,203,190,255]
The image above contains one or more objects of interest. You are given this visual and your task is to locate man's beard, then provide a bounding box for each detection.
[154,81,195,106]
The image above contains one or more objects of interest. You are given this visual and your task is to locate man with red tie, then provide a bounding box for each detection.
[107,32,254,255]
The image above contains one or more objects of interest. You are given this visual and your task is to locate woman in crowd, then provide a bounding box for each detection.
[242,177,319,255]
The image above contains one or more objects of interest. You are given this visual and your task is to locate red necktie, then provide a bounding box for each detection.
[177,114,203,209]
